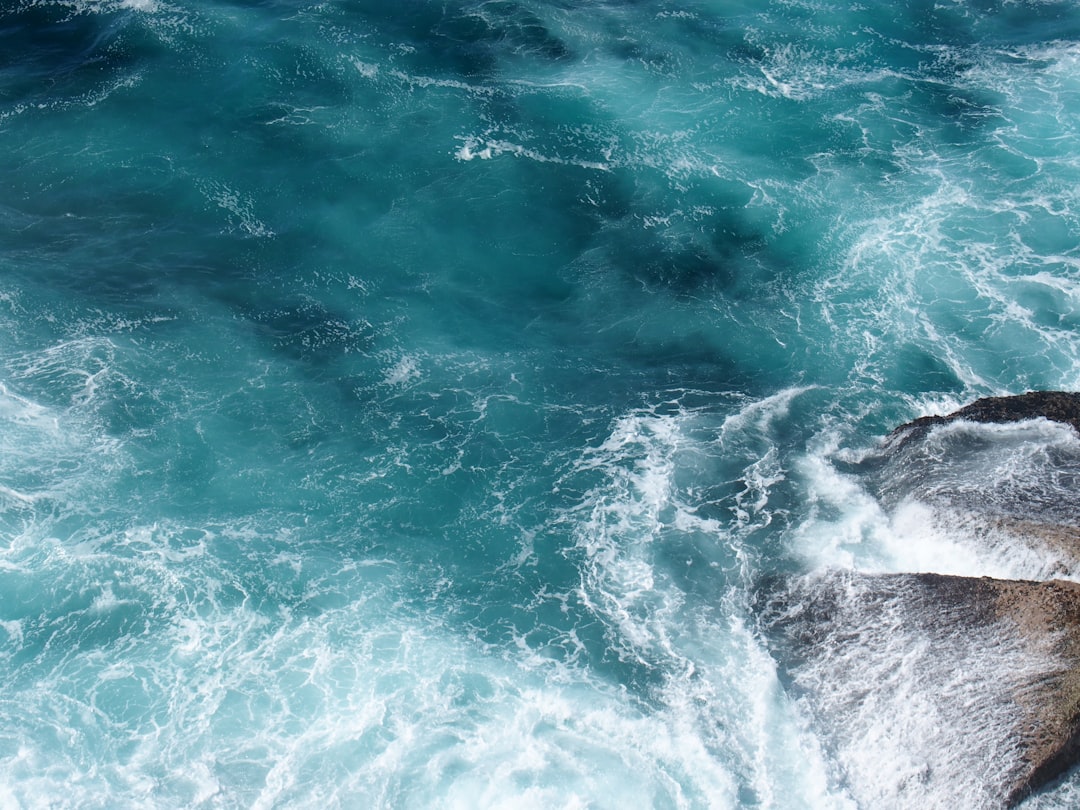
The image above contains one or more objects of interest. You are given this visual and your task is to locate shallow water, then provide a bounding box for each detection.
[2,0,1080,806]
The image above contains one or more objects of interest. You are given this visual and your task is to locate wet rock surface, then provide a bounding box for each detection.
[871,392,1080,571]
[760,393,1080,806]
[890,391,1080,448]
[759,572,1080,808]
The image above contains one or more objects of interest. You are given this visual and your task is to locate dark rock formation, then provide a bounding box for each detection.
[890,391,1080,449]
[758,571,1080,808]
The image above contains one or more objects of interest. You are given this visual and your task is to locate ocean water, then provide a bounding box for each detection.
[2,0,1080,807]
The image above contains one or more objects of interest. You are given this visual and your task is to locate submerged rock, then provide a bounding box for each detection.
[759,571,1080,808]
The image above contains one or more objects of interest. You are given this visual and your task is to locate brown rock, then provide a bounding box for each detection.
[989,577,1080,806]
[759,571,1080,807]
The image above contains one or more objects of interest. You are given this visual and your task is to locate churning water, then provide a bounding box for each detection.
[2,0,1080,806]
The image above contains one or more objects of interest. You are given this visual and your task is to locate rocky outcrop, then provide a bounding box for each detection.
[759,392,1080,806]
[764,574,1080,807]
[759,571,1080,807]
[869,391,1080,575]
[993,577,1080,806]
[889,391,1080,449]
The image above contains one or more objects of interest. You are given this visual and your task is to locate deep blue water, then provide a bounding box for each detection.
[2,0,1080,807]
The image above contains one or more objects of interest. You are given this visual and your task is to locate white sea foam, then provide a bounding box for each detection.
[352,59,380,79]
[718,387,815,532]
[381,354,421,387]
[0,357,127,531]
[24,0,158,14]
[730,43,902,102]
[799,39,1080,396]
[567,409,684,663]
[198,179,275,238]
[454,135,610,171]
[549,398,853,806]
[0,514,763,808]
[819,172,1080,393]
[6,336,138,412]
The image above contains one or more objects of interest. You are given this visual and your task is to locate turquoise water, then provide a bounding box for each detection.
[2,0,1080,806]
